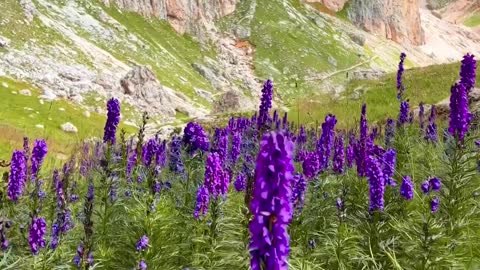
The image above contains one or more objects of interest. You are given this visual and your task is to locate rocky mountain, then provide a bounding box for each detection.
[1,0,480,134]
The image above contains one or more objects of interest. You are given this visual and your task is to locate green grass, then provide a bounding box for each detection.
[0,77,136,160]
[289,62,474,128]
[464,12,480,27]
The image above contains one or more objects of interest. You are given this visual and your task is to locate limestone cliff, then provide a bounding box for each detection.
[347,0,425,46]
[102,0,237,35]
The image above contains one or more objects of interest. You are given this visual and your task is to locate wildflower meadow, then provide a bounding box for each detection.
[1,53,480,270]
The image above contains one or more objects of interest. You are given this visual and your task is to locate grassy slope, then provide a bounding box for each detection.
[464,12,480,27]
[289,62,477,128]
[0,77,136,161]
[220,0,362,99]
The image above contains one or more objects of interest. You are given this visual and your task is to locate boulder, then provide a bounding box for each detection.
[19,89,32,96]
[0,36,10,48]
[61,122,78,133]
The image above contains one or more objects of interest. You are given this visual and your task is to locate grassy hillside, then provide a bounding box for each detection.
[0,77,136,161]
[289,62,475,128]
[464,12,480,28]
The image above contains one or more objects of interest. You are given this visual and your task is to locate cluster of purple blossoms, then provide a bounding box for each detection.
[302,152,320,179]
[317,114,337,172]
[292,173,307,213]
[398,101,410,126]
[332,135,345,175]
[385,118,395,147]
[126,145,137,182]
[193,185,210,219]
[396,53,407,100]
[356,104,369,177]
[448,83,472,141]
[183,122,210,153]
[431,197,440,213]
[29,217,47,255]
[346,144,354,168]
[425,105,438,143]
[421,177,442,194]
[230,131,242,164]
[366,155,385,212]
[249,131,294,270]
[136,235,149,251]
[382,149,396,186]
[73,242,94,268]
[204,153,229,197]
[7,150,26,201]
[419,102,425,130]
[234,172,246,192]
[142,138,158,167]
[156,140,167,169]
[400,176,414,200]
[31,139,48,180]
[257,79,274,127]
[169,136,185,177]
[103,98,120,145]
[460,53,476,92]
[211,128,229,161]
[0,220,10,250]
[138,260,147,270]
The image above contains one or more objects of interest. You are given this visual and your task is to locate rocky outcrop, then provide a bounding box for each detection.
[102,0,238,35]
[120,65,208,118]
[348,0,425,46]
[304,0,348,12]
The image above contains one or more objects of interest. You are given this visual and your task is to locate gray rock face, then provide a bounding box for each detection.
[102,0,238,36]
[213,90,255,114]
[0,36,10,48]
[234,26,251,39]
[20,0,36,23]
[349,69,386,81]
[120,65,207,118]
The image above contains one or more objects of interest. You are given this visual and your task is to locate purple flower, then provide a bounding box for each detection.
[138,260,147,270]
[431,197,440,213]
[169,136,185,176]
[292,173,307,213]
[249,131,294,270]
[448,83,472,141]
[366,155,385,212]
[193,185,210,219]
[29,217,47,255]
[336,197,343,210]
[419,102,425,130]
[230,131,242,164]
[50,222,59,250]
[302,152,319,179]
[234,173,246,192]
[297,125,307,146]
[356,104,369,177]
[126,146,137,181]
[31,139,48,179]
[382,149,396,186]
[421,181,430,194]
[332,135,345,174]
[385,118,395,147]
[400,176,414,200]
[429,177,441,192]
[398,101,410,126]
[460,53,476,92]
[346,145,354,168]
[183,122,210,153]
[204,153,228,197]
[136,235,149,251]
[103,98,121,144]
[282,112,288,129]
[7,150,27,201]
[397,53,407,100]
[142,138,158,167]
[317,114,337,171]
[211,128,228,161]
[156,140,167,169]
[425,105,438,143]
[257,79,274,127]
